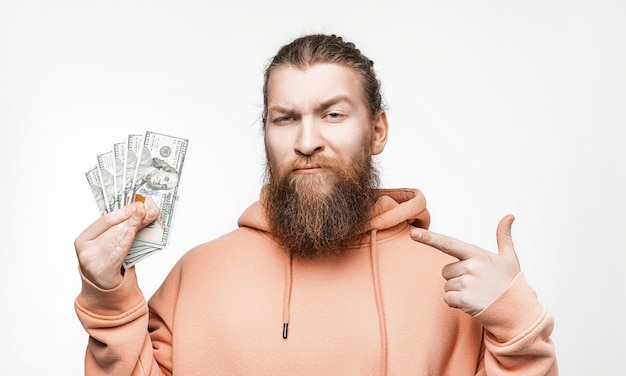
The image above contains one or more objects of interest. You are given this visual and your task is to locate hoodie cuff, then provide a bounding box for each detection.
[473,273,544,343]
[75,266,146,317]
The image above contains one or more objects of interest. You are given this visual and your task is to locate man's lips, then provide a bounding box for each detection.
[292,165,324,174]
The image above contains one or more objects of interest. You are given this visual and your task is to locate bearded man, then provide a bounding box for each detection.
[74,34,558,375]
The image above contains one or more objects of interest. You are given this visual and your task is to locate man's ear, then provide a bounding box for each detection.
[371,110,389,155]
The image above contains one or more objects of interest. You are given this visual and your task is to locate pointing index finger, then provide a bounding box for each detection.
[410,228,477,260]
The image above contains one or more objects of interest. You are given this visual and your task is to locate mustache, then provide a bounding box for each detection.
[281,155,344,172]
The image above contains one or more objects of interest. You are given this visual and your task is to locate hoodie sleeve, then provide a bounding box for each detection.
[74,267,172,376]
[473,273,559,376]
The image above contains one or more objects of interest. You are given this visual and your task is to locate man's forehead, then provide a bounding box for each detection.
[266,63,366,110]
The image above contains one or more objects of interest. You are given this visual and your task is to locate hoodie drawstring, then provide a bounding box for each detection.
[370,229,388,375]
[283,254,293,339]
[280,233,388,375]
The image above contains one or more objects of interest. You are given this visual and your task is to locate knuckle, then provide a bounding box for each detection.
[73,237,84,251]
[456,276,468,289]
[110,234,120,248]
[461,263,472,275]
[440,237,455,252]
[111,228,129,249]
[457,292,471,309]
[462,260,478,275]
[443,292,462,309]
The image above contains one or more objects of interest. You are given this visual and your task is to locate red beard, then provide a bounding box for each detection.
[263,150,380,259]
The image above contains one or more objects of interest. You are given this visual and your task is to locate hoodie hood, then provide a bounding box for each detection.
[237,187,431,234]
[368,188,431,232]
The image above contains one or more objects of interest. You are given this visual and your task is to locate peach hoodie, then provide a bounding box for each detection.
[75,188,558,375]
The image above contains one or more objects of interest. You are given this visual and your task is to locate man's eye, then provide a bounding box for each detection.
[274,116,292,123]
[326,112,342,120]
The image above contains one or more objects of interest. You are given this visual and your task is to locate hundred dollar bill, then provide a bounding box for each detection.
[112,142,126,210]
[85,166,108,215]
[124,243,161,269]
[124,245,161,269]
[131,131,188,249]
[124,134,144,206]
[96,150,117,213]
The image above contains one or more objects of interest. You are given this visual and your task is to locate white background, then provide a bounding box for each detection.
[1,1,624,375]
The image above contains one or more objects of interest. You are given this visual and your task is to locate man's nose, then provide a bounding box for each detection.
[294,117,324,156]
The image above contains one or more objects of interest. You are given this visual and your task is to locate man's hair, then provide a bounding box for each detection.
[262,34,383,125]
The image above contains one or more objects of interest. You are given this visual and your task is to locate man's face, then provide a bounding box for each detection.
[263,63,386,258]
[264,63,377,188]
[146,169,179,191]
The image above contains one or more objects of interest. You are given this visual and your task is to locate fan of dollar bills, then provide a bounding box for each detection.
[85,131,189,268]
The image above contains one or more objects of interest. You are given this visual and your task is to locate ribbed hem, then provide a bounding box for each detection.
[75,266,146,317]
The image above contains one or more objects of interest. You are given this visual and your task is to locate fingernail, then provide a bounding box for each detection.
[411,229,422,239]
[133,208,143,219]
[148,208,157,219]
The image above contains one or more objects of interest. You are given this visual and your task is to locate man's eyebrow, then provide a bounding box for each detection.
[268,95,354,114]
[315,95,354,111]
[268,104,294,114]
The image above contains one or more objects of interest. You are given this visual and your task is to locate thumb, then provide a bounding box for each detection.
[496,214,518,261]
